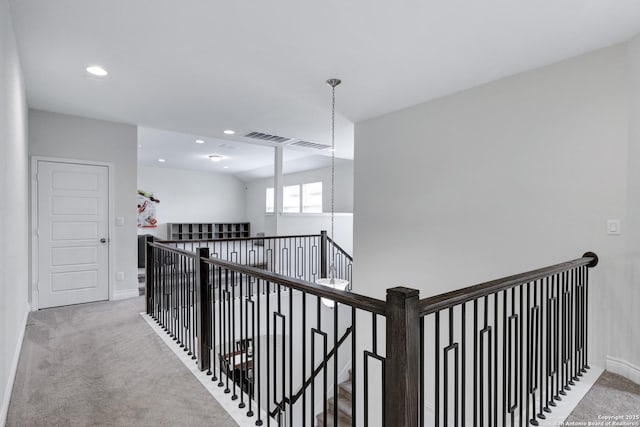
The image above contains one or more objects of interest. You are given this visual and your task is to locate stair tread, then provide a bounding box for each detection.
[338,380,352,396]
[316,372,353,427]
[328,394,352,417]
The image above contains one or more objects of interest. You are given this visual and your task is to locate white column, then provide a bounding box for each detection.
[273,145,284,235]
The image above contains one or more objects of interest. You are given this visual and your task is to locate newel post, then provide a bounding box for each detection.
[195,247,211,372]
[385,287,420,427]
[320,230,328,278]
[145,235,155,316]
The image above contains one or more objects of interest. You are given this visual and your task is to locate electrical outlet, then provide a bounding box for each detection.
[116,272,125,281]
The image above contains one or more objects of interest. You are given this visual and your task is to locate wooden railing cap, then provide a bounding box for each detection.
[387,286,420,298]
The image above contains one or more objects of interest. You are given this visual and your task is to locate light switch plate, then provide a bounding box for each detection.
[116,272,124,281]
[607,219,621,235]
[116,216,125,226]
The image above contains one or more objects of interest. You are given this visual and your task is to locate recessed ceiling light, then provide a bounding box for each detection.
[223,166,229,169]
[86,65,108,76]
[223,129,235,135]
[158,158,166,163]
[195,139,205,144]
[209,155,222,162]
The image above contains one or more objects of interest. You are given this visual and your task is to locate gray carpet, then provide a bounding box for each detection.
[7,297,237,427]
[565,370,640,423]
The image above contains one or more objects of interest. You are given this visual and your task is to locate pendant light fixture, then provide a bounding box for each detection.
[317,78,349,308]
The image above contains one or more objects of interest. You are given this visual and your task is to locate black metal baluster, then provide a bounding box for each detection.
[585,265,590,371]
[473,299,478,426]
[502,291,507,427]
[493,293,498,427]
[526,282,531,426]
[530,281,541,426]
[266,280,271,427]
[247,297,255,418]
[302,292,307,426]
[461,301,466,427]
[212,265,218,382]
[218,266,224,387]
[239,273,245,408]
[568,268,576,387]
[543,276,551,414]
[288,288,293,427]
[435,310,440,427]
[334,294,339,427]
[273,312,285,425]
[420,315,425,427]
[443,307,459,427]
[518,285,523,427]
[552,273,560,405]
[507,288,518,427]
[224,276,231,394]
[560,271,569,396]
[351,306,357,427]
[255,278,263,426]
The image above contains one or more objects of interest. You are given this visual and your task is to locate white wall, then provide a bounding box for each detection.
[29,110,138,298]
[622,35,640,377]
[137,165,247,238]
[354,42,631,376]
[0,1,29,423]
[245,161,354,251]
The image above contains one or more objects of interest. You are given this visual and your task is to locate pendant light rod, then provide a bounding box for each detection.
[326,78,341,282]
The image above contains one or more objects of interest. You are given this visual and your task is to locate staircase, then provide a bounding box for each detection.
[316,371,352,427]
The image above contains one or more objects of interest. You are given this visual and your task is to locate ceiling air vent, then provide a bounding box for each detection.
[290,140,331,150]
[244,131,294,144]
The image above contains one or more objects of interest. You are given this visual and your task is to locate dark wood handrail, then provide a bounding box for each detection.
[159,233,321,244]
[148,241,198,258]
[203,254,386,315]
[270,326,353,418]
[418,252,598,316]
[326,235,353,262]
[150,240,385,315]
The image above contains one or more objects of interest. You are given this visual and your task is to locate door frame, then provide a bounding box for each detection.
[31,156,115,311]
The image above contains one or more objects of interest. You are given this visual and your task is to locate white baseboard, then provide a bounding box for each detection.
[0,302,30,426]
[606,355,640,385]
[113,288,140,300]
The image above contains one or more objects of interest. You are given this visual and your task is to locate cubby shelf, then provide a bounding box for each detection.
[167,222,250,240]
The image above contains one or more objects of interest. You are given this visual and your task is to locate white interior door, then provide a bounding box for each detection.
[36,160,109,309]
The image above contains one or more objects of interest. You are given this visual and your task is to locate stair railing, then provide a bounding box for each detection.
[269,326,353,419]
[146,234,598,427]
[416,252,599,427]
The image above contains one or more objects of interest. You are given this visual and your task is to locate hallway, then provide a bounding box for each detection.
[7,297,236,426]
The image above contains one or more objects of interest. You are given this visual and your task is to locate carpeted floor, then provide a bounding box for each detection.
[565,370,640,424]
[7,297,237,427]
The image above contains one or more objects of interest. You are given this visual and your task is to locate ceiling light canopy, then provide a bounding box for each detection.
[86,65,108,76]
[209,155,223,162]
[224,129,236,135]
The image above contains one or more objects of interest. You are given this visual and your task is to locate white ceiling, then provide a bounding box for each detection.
[9,0,640,175]
[138,126,335,181]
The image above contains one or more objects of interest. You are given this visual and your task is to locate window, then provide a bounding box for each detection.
[302,182,322,213]
[283,185,300,213]
[265,187,274,213]
[266,182,323,214]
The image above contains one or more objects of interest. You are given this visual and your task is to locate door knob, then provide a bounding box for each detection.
[100,238,107,243]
